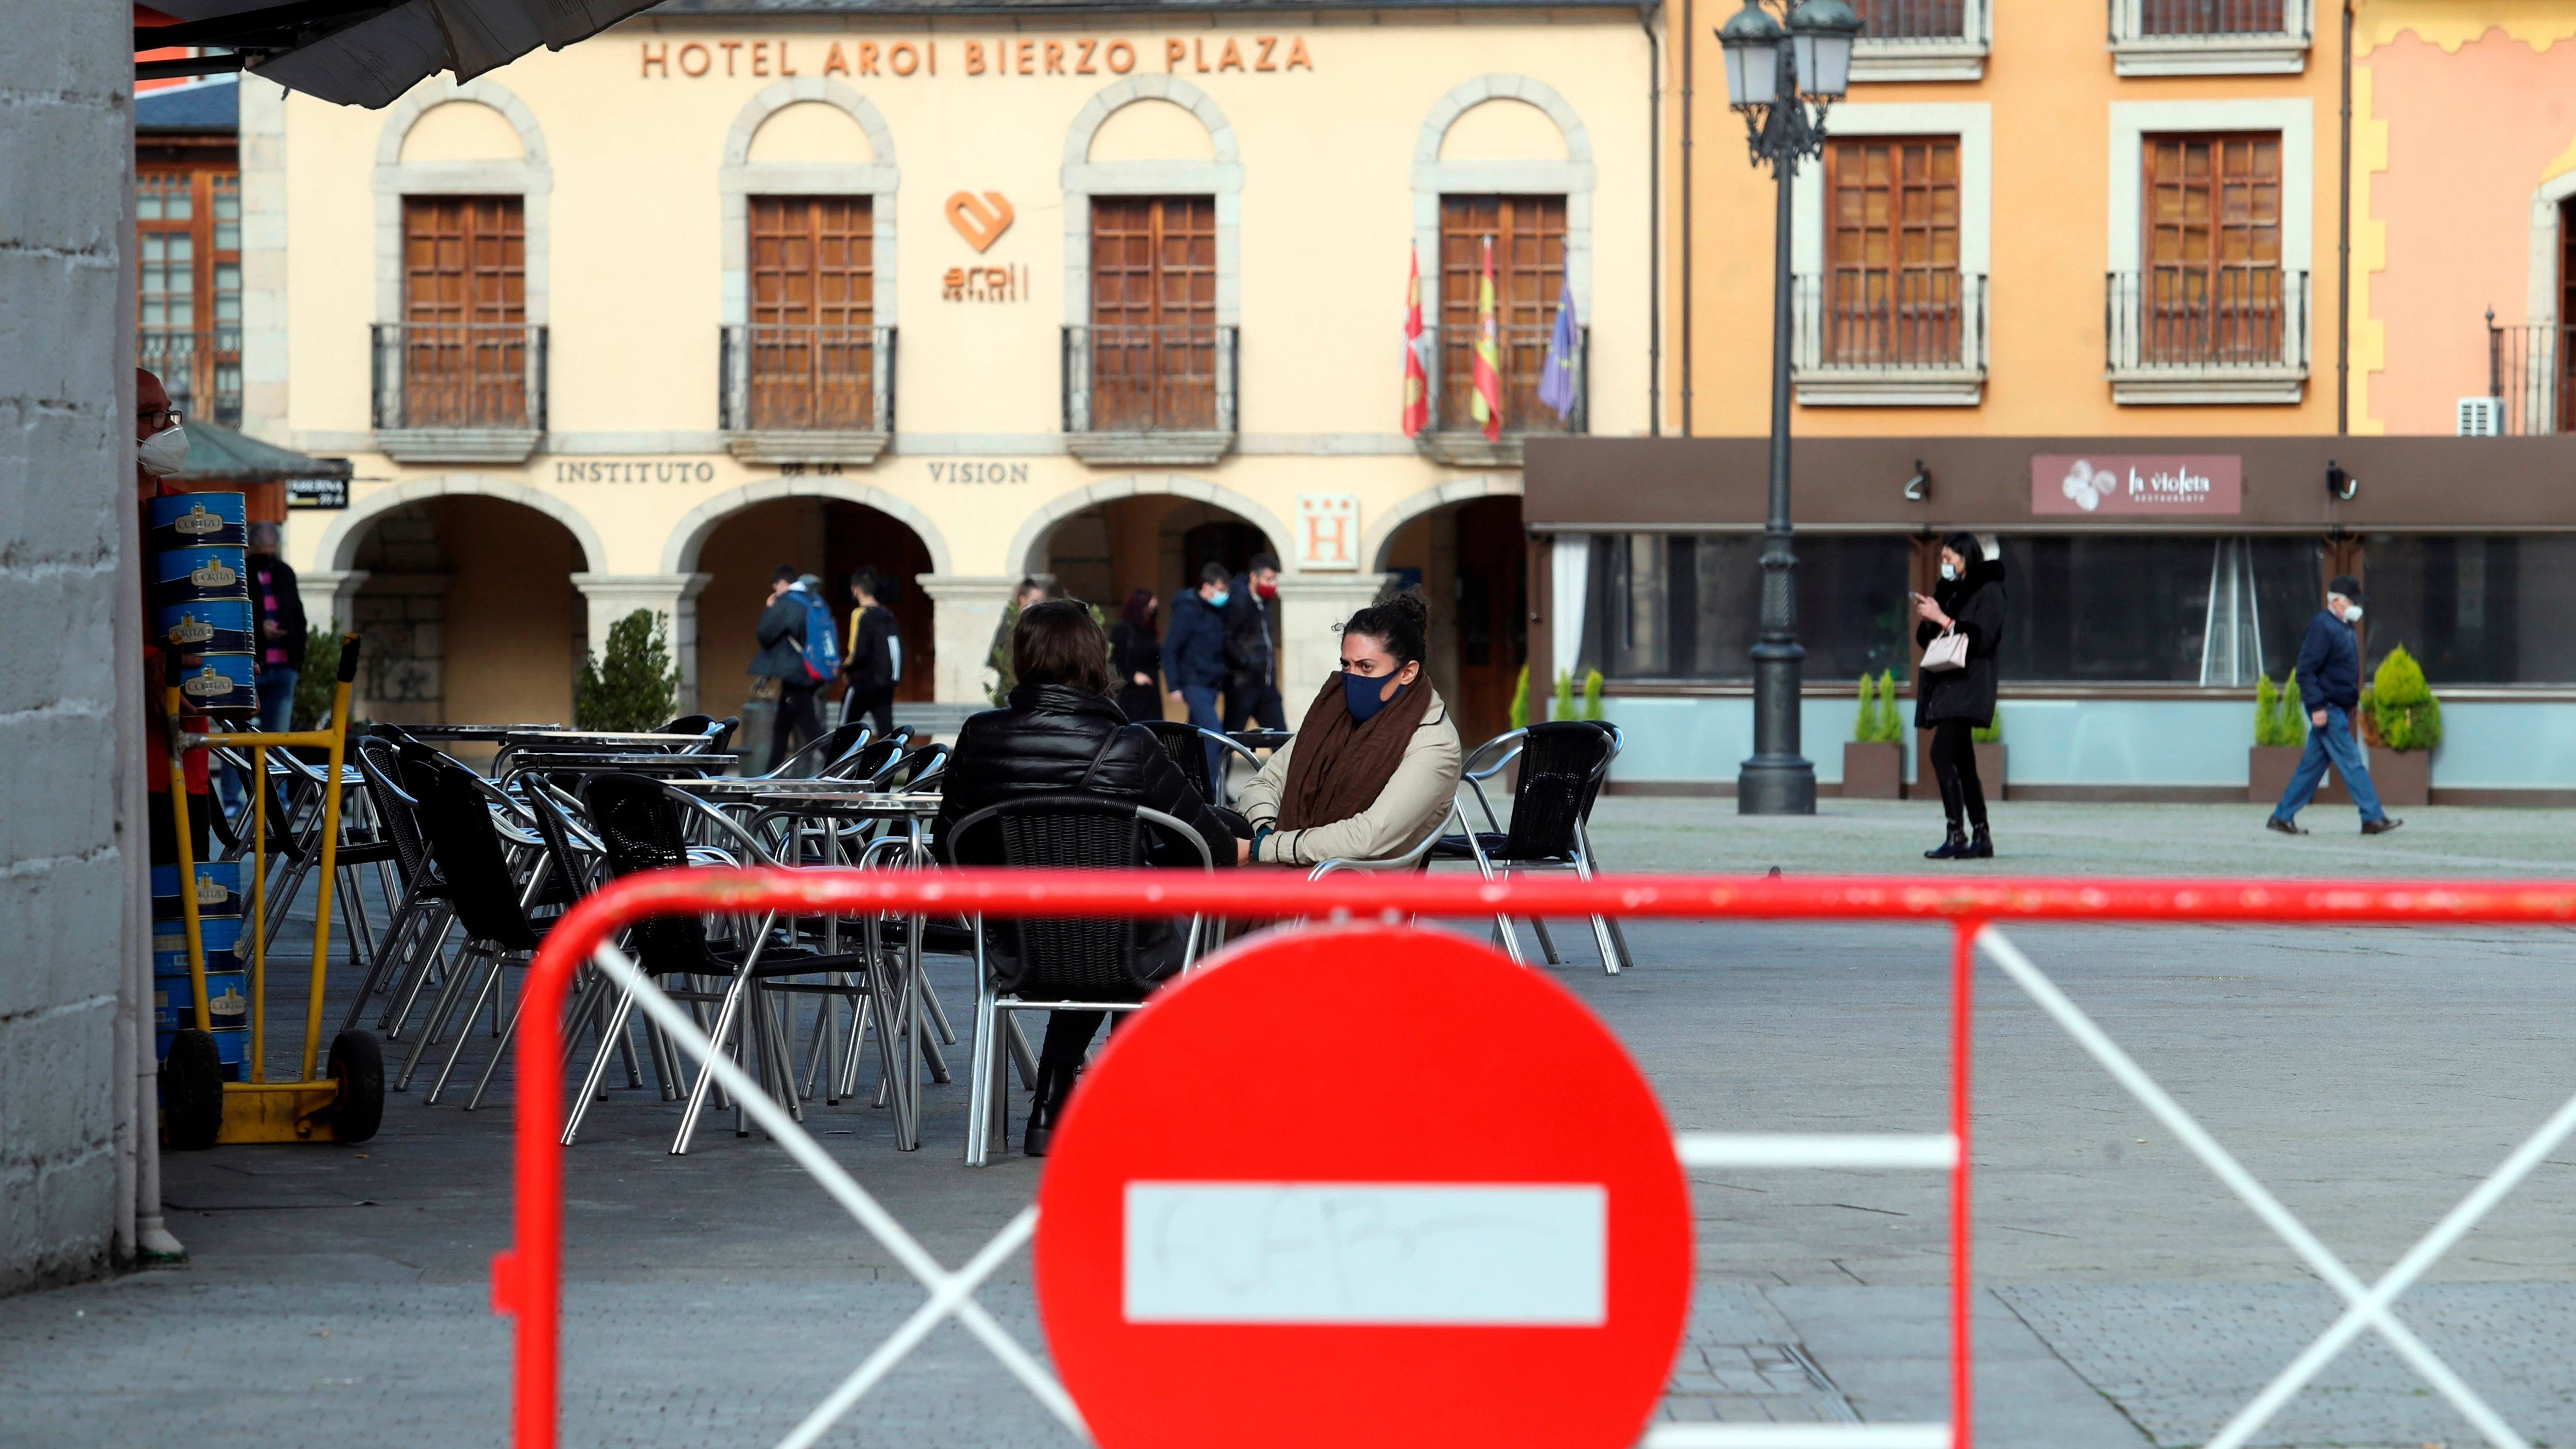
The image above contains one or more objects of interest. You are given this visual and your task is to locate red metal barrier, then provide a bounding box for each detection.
[499,869,2576,1449]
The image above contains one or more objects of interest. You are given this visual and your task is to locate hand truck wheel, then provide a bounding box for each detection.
[160,1029,223,1150]
[328,1030,385,1144]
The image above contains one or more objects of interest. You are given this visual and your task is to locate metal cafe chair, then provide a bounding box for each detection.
[396,761,564,1102]
[577,773,882,1154]
[944,794,1215,1167]
[755,720,871,780]
[340,734,451,1037]
[819,727,915,781]
[1135,720,1265,808]
[1428,721,1632,973]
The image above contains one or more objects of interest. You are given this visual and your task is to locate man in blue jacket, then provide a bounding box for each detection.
[2268,574,2402,837]
[1162,561,1234,779]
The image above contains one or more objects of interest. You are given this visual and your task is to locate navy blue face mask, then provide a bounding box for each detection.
[1343,670,1404,723]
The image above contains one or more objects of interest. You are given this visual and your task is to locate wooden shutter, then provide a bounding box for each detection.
[1437,195,1568,432]
[401,197,528,427]
[1824,137,1962,365]
[746,196,875,429]
[2143,133,2283,363]
[1088,196,1217,430]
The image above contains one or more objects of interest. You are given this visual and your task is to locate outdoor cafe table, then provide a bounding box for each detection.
[399,722,564,744]
[499,752,738,786]
[665,781,951,1150]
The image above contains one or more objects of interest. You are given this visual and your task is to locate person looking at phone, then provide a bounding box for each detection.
[1911,533,2005,860]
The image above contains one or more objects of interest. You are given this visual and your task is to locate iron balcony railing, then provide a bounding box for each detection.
[1062,323,1237,434]
[2106,269,2308,375]
[2111,0,2308,40]
[1854,0,1975,41]
[719,324,895,434]
[138,328,243,428]
[2483,313,2572,435]
[1424,322,1589,437]
[369,321,547,432]
[1794,273,1987,375]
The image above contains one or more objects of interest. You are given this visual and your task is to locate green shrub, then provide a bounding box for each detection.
[576,610,681,733]
[2282,668,2310,746]
[292,627,342,731]
[1853,674,1878,743]
[2253,675,2288,747]
[1877,670,1905,742]
[1580,669,1605,721]
[2370,645,2443,752]
[1507,663,1529,730]
[1972,713,2002,745]
[1552,669,1574,722]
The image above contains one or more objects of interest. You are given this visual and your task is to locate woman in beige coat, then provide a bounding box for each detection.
[1235,590,1462,867]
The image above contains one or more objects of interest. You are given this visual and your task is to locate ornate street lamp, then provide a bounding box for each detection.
[1717,0,1858,816]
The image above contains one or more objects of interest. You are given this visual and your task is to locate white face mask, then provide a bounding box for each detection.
[1939,561,1958,581]
[137,423,190,477]
[2342,604,2363,621]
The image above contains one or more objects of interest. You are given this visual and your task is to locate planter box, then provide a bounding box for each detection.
[2248,744,2351,808]
[1912,733,2007,802]
[1976,742,2006,802]
[1841,741,1903,800]
[2370,748,2431,808]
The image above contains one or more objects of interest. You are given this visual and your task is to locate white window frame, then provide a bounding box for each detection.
[2108,0,2313,77]
[1789,103,1990,406]
[2106,99,2314,405]
[1851,0,1991,84]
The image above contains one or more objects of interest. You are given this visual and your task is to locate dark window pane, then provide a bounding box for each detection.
[2362,535,2576,684]
[1587,534,1910,682]
[1998,535,2320,684]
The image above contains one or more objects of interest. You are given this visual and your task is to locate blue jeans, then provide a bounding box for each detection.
[1180,685,1226,783]
[218,666,301,811]
[2273,704,2386,824]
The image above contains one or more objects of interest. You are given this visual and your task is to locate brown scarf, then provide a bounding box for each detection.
[1275,672,1434,831]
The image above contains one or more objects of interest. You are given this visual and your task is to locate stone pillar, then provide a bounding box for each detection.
[297,569,369,633]
[917,574,1018,705]
[572,572,713,713]
[1272,572,1392,701]
[0,0,141,1290]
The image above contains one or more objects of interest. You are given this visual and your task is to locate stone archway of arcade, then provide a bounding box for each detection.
[343,495,587,747]
[1378,493,1528,748]
[693,496,938,728]
[1036,494,1282,724]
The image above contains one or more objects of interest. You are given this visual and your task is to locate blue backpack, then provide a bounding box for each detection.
[799,588,841,682]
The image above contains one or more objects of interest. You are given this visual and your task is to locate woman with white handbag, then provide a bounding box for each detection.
[1911,532,2005,860]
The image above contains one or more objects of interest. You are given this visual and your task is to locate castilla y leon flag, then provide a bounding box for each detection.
[1401,248,1429,437]
[1470,235,1504,441]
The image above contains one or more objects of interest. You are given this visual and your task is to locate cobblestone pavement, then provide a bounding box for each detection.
[8,811,2575,1448]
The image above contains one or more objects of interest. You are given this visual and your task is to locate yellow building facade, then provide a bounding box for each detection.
[244,2,1658,742]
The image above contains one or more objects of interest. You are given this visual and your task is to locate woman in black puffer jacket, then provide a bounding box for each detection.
[936,598,1237,1154]
[1912,533,2005,860]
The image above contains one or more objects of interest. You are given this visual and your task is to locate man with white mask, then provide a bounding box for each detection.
[137,368,211,864]
[2266,574,2401,837]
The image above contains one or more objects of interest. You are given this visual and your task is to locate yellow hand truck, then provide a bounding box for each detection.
[159,633,385,1148]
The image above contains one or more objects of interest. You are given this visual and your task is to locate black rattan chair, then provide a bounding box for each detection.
[1429,721,1630,973]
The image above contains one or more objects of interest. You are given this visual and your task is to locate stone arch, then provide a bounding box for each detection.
[373,78,553,323]
[318,474,604,574]
[1366,474,1525,571]
[720,79,902,330]
[1411,75,1597,326]
[662,475,951,576]
[1009,475,1292,579]
[1061,76,1243,326]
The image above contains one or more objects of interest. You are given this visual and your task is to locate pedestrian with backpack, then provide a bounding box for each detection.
[842,567,901,733]
[751,565,828,769]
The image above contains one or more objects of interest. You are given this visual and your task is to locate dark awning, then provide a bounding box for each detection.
[137,0,662,109]
[172,419,354,485]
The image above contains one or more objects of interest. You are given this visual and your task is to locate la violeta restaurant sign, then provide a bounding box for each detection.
[2029,455,2242,516]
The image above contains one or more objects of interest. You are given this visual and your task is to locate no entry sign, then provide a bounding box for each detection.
[1035,925,1691,1449]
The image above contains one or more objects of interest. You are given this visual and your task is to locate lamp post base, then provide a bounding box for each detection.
[1737,754,1817,816]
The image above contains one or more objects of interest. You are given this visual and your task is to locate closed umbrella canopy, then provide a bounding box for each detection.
[137,0,662,109]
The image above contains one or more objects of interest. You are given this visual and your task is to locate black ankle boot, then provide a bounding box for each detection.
[1026,1061,1078,1157]
[1963,825,1994,860]
[1925,827,1968,860]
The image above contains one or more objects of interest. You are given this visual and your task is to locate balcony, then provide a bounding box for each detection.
[368,322,546,463]
[1793,274,1988,406]
[1418,322,1589,468]
[1062,324,1237,466]
[2479,317,2573,435]
[719,324,895,466]
[139,329,243,429]
[2105,270,2308,404]
[1851,0,1990,82]
[2109,0,2311,75]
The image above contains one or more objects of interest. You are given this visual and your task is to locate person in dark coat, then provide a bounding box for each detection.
[937,599,1241,1155]
[245,520,306,732]
[1161,561,1234,779]
[1912,532,2004,860]
[2266,575,2400,837]
[1222,551,1285,732]
[840,567,901,734]
[1108,587,1167,726]
[750,565,821,768]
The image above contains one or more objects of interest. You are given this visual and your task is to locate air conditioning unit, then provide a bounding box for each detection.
[2457,396,2505,436]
